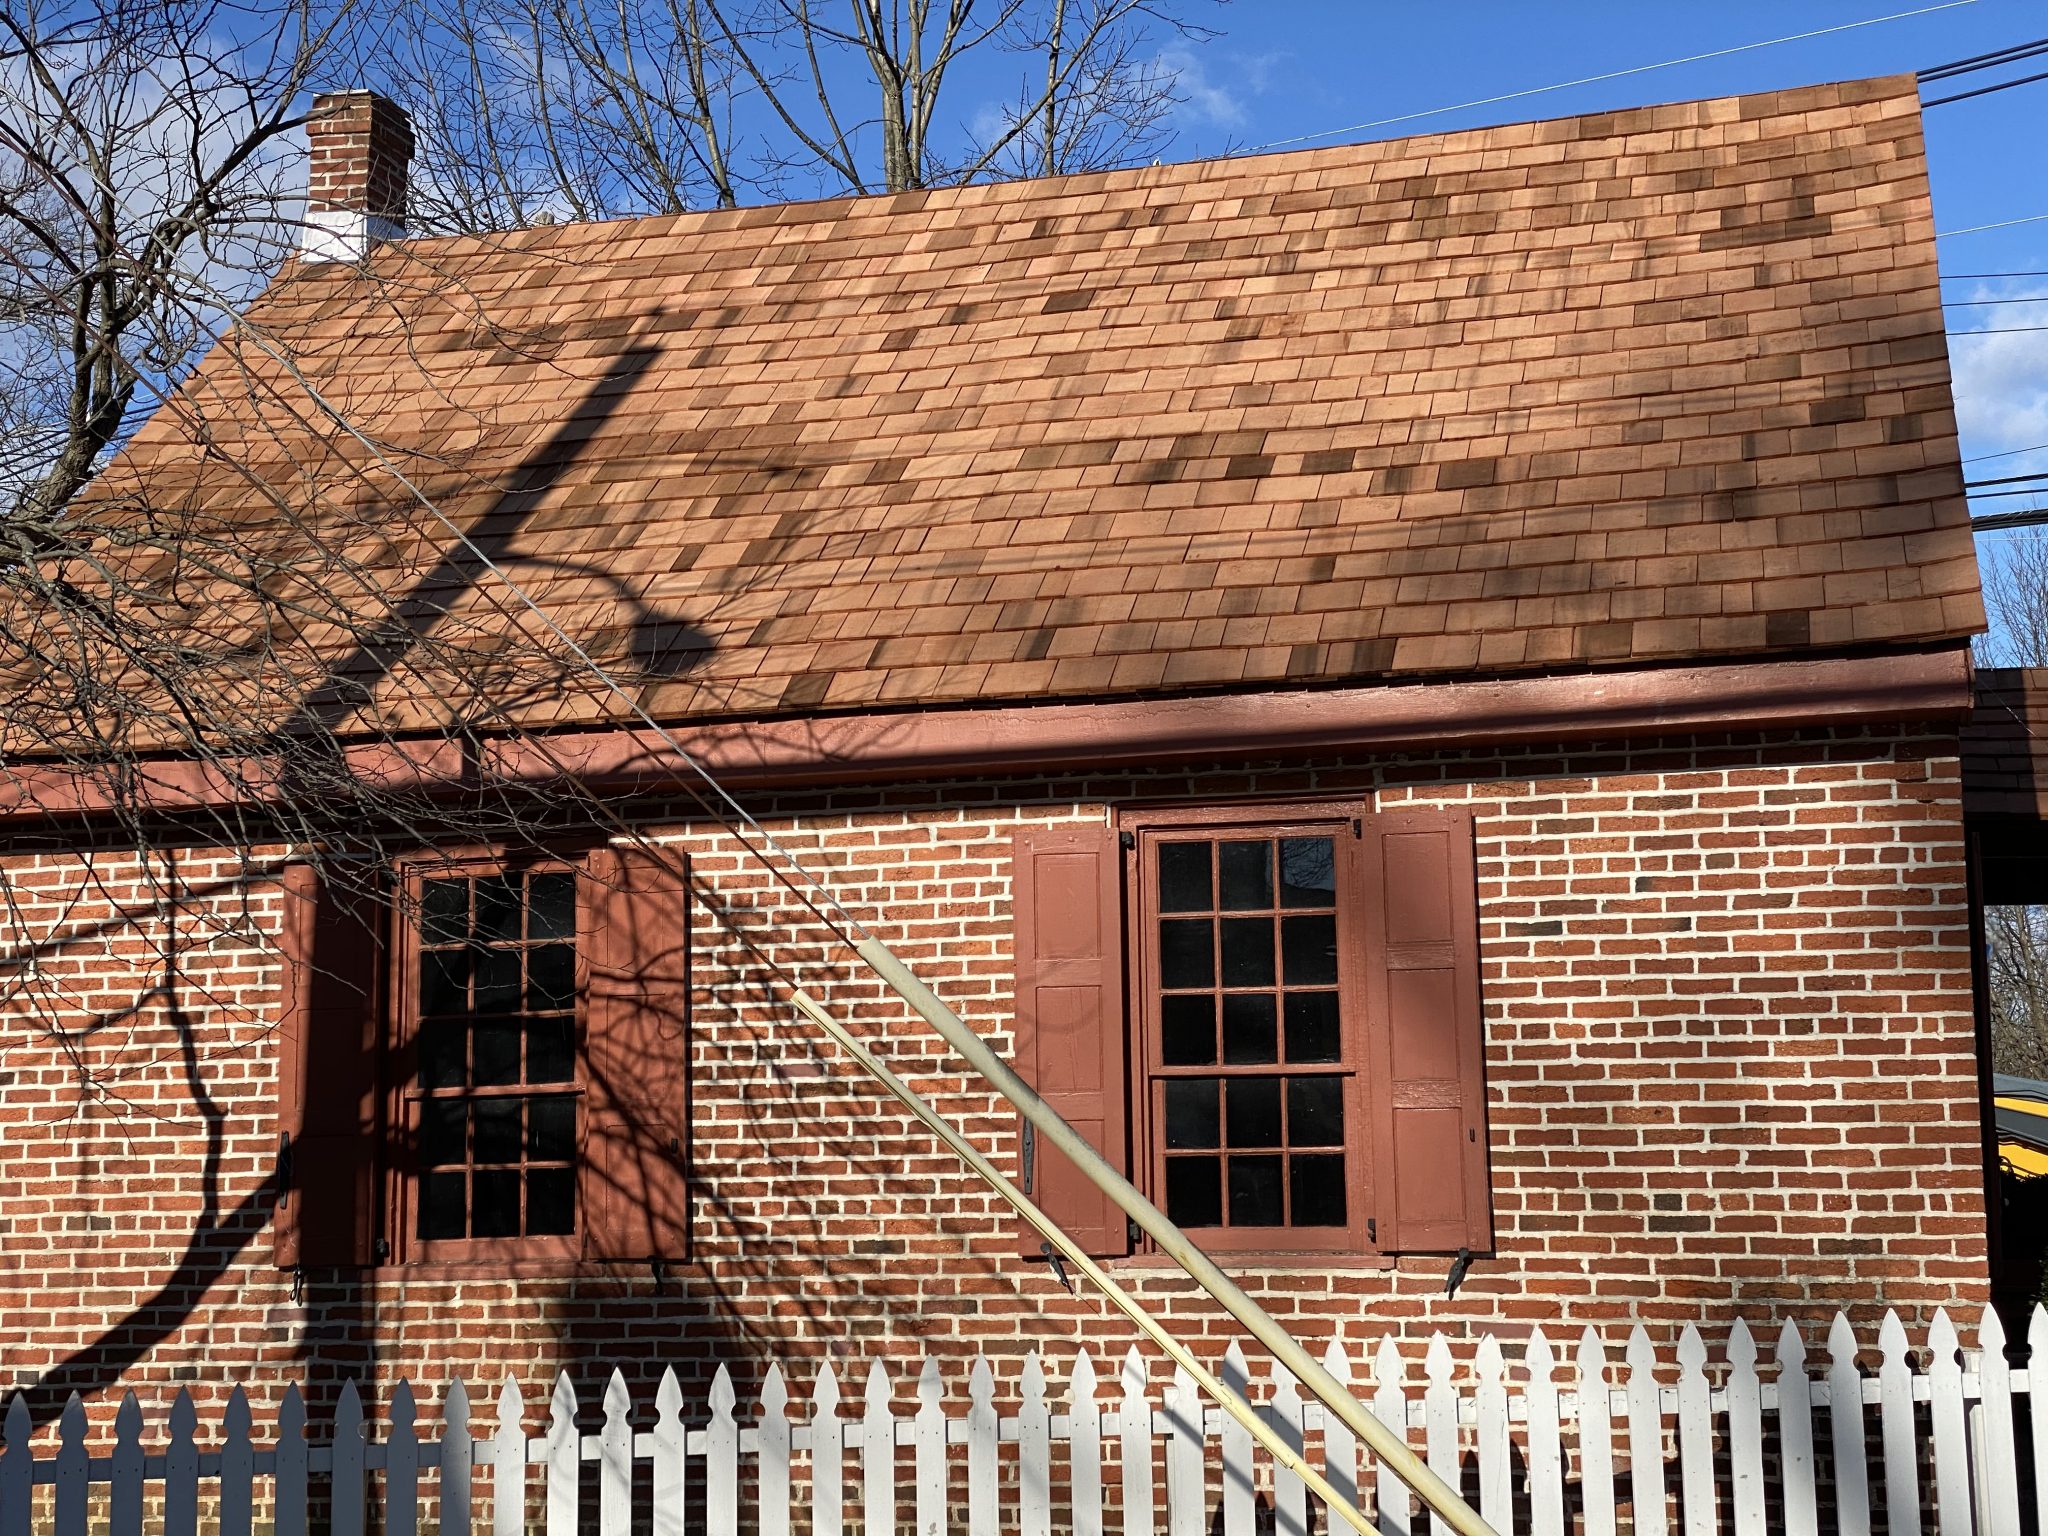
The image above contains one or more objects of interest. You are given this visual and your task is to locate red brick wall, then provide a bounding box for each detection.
[0,726,1988,1437]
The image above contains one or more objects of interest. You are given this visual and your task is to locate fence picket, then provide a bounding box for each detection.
[441,1380,473,1536]
[709,1365,740,1536]
[385,1380,421,1536]
[1374,1336,1412,1536]
[1070,1351,1104,1536]
[915,1358,946,1536]
[164,1389,199,1536]
[546,1373,581,1536]
[1319,1340,1360,1527]
[1625,1327,1667,1536]
[1773,1323,1816,1536]
[1424,1336,1458,1536]
[1018,1355,1051,1536]
[53,1393,86,1536]
[968,1359,998,1536]
[653,1370,688,1536]
[603,1370,636,1536]
[813,1364,845,1536]
[221,1386,255,1536]
[277,1383,309,1536]
[761,1364,793,1536]
[1827,1314,1871,1536]
[1473,1335,1509,1533]
[2032,1307,2048,1536]
[1523,1331,1563,1536]
[110,1391,143,1536]
[1164,1364,1204,1536]
[1724,1323,1763,1536]
[1878,1311,1921,1536]
[333,1380,367,1536]
[0,1394,29,1536]
[1927,1309,1971,1536]
[1675,1327,1713,1536]
[493,1376,527,1536]
[863,1361,895,1536]
[1120,1347,1156,1536]
[1979,1303,2021,1536]
[1272,1361,1308,1536]
[1221,1343,1254,1536]
[1576,1328,1616,1536]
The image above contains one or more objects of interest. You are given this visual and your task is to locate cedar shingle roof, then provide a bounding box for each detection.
[97,72,1981,739]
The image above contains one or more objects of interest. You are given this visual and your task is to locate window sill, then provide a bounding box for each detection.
[1106,1249,1396,1273]
[298,1260,691,1284]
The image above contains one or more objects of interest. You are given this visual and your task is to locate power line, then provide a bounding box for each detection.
[1938,212,2048,238]
[1945,295,2048,305]
[1967,440,2048,463]
[1921,34,2048,78]
[1948,323,2048,335]
[1945,272,2048,281]
[1244,0,1975,153]
[1923,66,2048,107]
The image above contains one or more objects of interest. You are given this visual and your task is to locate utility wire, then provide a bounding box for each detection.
[1923,67,2048,106]
[1245,0,1974,153]
[1939,212,2048,238]
[1921,34,2048,78]
[1967,440,2048,464]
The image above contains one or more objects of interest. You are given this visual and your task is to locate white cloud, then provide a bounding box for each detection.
[1157,44,1283,132]
[1948,284,2048,477]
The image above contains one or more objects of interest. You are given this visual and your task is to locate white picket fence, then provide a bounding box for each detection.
[2,1304,2045,1536]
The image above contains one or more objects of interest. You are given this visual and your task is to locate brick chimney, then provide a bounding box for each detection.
[301,90,414,263]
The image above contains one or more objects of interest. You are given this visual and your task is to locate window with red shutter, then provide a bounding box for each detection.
[273,842,692,1269]
[1104,804,1492,1260]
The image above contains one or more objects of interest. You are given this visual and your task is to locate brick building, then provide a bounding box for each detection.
[0,72,1997,1435]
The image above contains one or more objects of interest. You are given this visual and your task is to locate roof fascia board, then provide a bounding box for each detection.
[0,645,1972,824]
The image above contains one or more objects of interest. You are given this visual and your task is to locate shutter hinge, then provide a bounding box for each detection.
[652,1259,670,1294]
[276,1132,292,1207]
[1445,1248,1473,1300]
[1119,830,1135,851]
[1127,1216,1141,1245]
[1367,1217,1376,1246]
[1019,1119,1034,1193]
[1352,818,1362,839]
[1036,1241,1074,1293]
[372,1237,391,1264]
[290,1264,306,1304]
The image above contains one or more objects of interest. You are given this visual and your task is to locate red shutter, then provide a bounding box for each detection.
[1011,825,1129,1259]
[579,843,691,1262]
[1360,809,1493,1255]
[273,861,384,1268]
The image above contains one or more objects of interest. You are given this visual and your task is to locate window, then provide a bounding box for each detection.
[1012,806,1490,1262]
[404,861,582,1257]
[1140,823,1363,1252]
[273,845,692,1271]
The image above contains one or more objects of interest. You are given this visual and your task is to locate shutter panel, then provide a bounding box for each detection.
[1011,825,1129,1259]
[273,861,384,1268]
[580,843,691,1262]
[1360,808,1493,1255]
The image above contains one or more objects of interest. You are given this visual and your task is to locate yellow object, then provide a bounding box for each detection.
[1997,1095,2048,1178]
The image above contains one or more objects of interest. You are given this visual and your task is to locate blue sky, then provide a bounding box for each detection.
[1110,0,2048,531]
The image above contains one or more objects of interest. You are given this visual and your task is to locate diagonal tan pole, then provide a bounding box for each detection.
[784,987,1384,1536]
[855,937,1501,1536]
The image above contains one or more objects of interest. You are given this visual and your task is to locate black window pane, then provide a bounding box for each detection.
[474,1021,522,1086]
[473,1097,522,1163]
[420,1022,466,1089]
[527,1167,576,1235]
[1228,1155,1283,1226]
[1287,1076,1345,1147]
[1165,1157,1222,1227]
[420,949,468,1017]
[1219,918,1275,987]
[1158,919,1214,990]
[1158,843,1212,913]
[529,1096,577,1161]
[472,1169,520,1238]
[1160,995,1216,1065]
[474,876,522,943]
[418,1171,466,1240]
[1225,1077,1282,1148]
[527,944,575,1011]
[419,1098,465,1167]
[1280,838,1336,907]
[1217,841,1273,911]
[527,1017,575,1084]
[1281,914,1338,986]
[1284,992,1342,1063]
[1290,1154,1348,1227]
[473,949,522,1014]
[1163,1078,1220,1149]
[1221,993,1277,1064]
[421,880,469,944]
[529,873,575,939]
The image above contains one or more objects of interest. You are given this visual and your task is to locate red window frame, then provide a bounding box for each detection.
[1125,802,1376,1257]
[388,850,587,1265]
